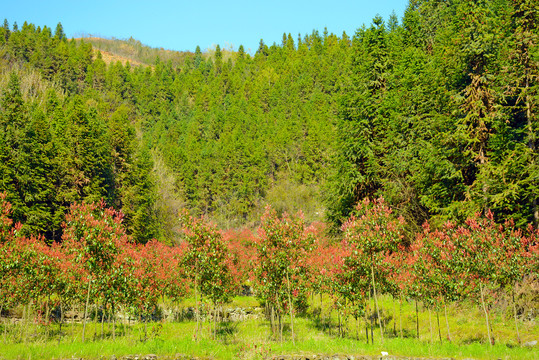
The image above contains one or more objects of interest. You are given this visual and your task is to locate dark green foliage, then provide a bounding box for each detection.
[54,22,65,41]
[0,26,159,242]
[327,0,538,231]
[0,0,537,241]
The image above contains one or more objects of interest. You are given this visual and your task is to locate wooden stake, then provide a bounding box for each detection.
[415,300,419,339]
[429,307,433,344]
[399,293,403,339]
[437,309,442,344]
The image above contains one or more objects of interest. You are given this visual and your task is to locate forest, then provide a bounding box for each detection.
[0,0,537,358]
[0,0,538,239]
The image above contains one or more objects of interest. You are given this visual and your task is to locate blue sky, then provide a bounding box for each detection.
[3,1,409,53]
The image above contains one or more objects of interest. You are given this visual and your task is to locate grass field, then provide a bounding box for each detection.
[0,295,537,360]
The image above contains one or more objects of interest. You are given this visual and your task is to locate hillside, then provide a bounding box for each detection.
[0,0,538,243]
[76,35,193,67]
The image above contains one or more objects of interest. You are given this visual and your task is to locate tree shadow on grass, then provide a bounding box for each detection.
[216,320,239,344]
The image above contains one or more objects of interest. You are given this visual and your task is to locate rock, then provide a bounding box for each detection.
[523,340,537,347]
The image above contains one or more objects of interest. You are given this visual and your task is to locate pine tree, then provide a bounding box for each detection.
[54,22,65,41]
[326,16,390,226]
[122,147,160,244]
[1,19,10,43]
[194,45,203,69]
[0,73,27,224]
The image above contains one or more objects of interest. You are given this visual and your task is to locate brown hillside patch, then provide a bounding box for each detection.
[73,37,148,67]
[96,49,146,67]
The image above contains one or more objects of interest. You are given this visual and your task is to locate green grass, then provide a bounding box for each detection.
[0,295,537,360]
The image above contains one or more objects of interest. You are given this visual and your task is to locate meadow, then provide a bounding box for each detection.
[1,294,537,360]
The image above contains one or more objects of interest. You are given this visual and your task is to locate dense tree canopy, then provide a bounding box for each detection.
[0,0,537,243]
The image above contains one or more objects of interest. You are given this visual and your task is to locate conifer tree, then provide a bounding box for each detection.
[1,19,10,43]
[0,73,27,225]
[54,22,65,41]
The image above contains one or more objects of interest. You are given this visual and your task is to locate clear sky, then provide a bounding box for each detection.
[3,0,409,53]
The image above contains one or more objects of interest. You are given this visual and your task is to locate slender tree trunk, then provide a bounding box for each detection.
[271,305,275,337]
[365,316,369,344]
[365,320,369,343]
[45,298,50,339]
[82,277,91,342]
[213,305,217,340]
[415,300,420,339]
[101,303,105,340]
[393,296,397,335]
[107,307,111,338]
[5,310,9,343]
[399,293,403,339]
[436,310,442,344]
[27,301,33,344]
[1,305,5,344]
[429,307,433,344]
[123,306,128,338]
[320,292,323,320]
[59,302,63,335]
[22,303,27,344]
[371,262,383,343]
[112,302,116,341]
[338,310,342,338]
[286,272,295,344]
[58,300,64,334]
[368,290,373,344]
[513,286,521,344]
[356,315,360,340]
[279,312,283,342]
[364,301,369,344]
[95,305,100,340]
[370,309,374,344]
[444,303,452,342]
[479,282,492,346]
[328,308,332,336]
[70,303,74,341]
[194,274,199,342]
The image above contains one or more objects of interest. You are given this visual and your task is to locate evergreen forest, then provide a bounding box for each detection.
[0,0,538,243]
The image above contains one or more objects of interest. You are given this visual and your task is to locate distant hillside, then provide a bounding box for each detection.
[1,0,537,241]
[75,35,193,67]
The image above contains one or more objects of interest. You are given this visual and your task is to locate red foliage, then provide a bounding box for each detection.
[223,228,258,287]
[0,192,13,242]
[180,210,236,305]
[337,198,406,308]
[254,206,315,313]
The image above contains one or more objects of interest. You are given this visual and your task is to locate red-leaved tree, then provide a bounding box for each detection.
[180,210,236,340]
[61,200,131,341]
[254,205,315,343]
[341,198,406,343]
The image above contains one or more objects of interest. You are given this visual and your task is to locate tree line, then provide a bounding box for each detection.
[0,194,537,344]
